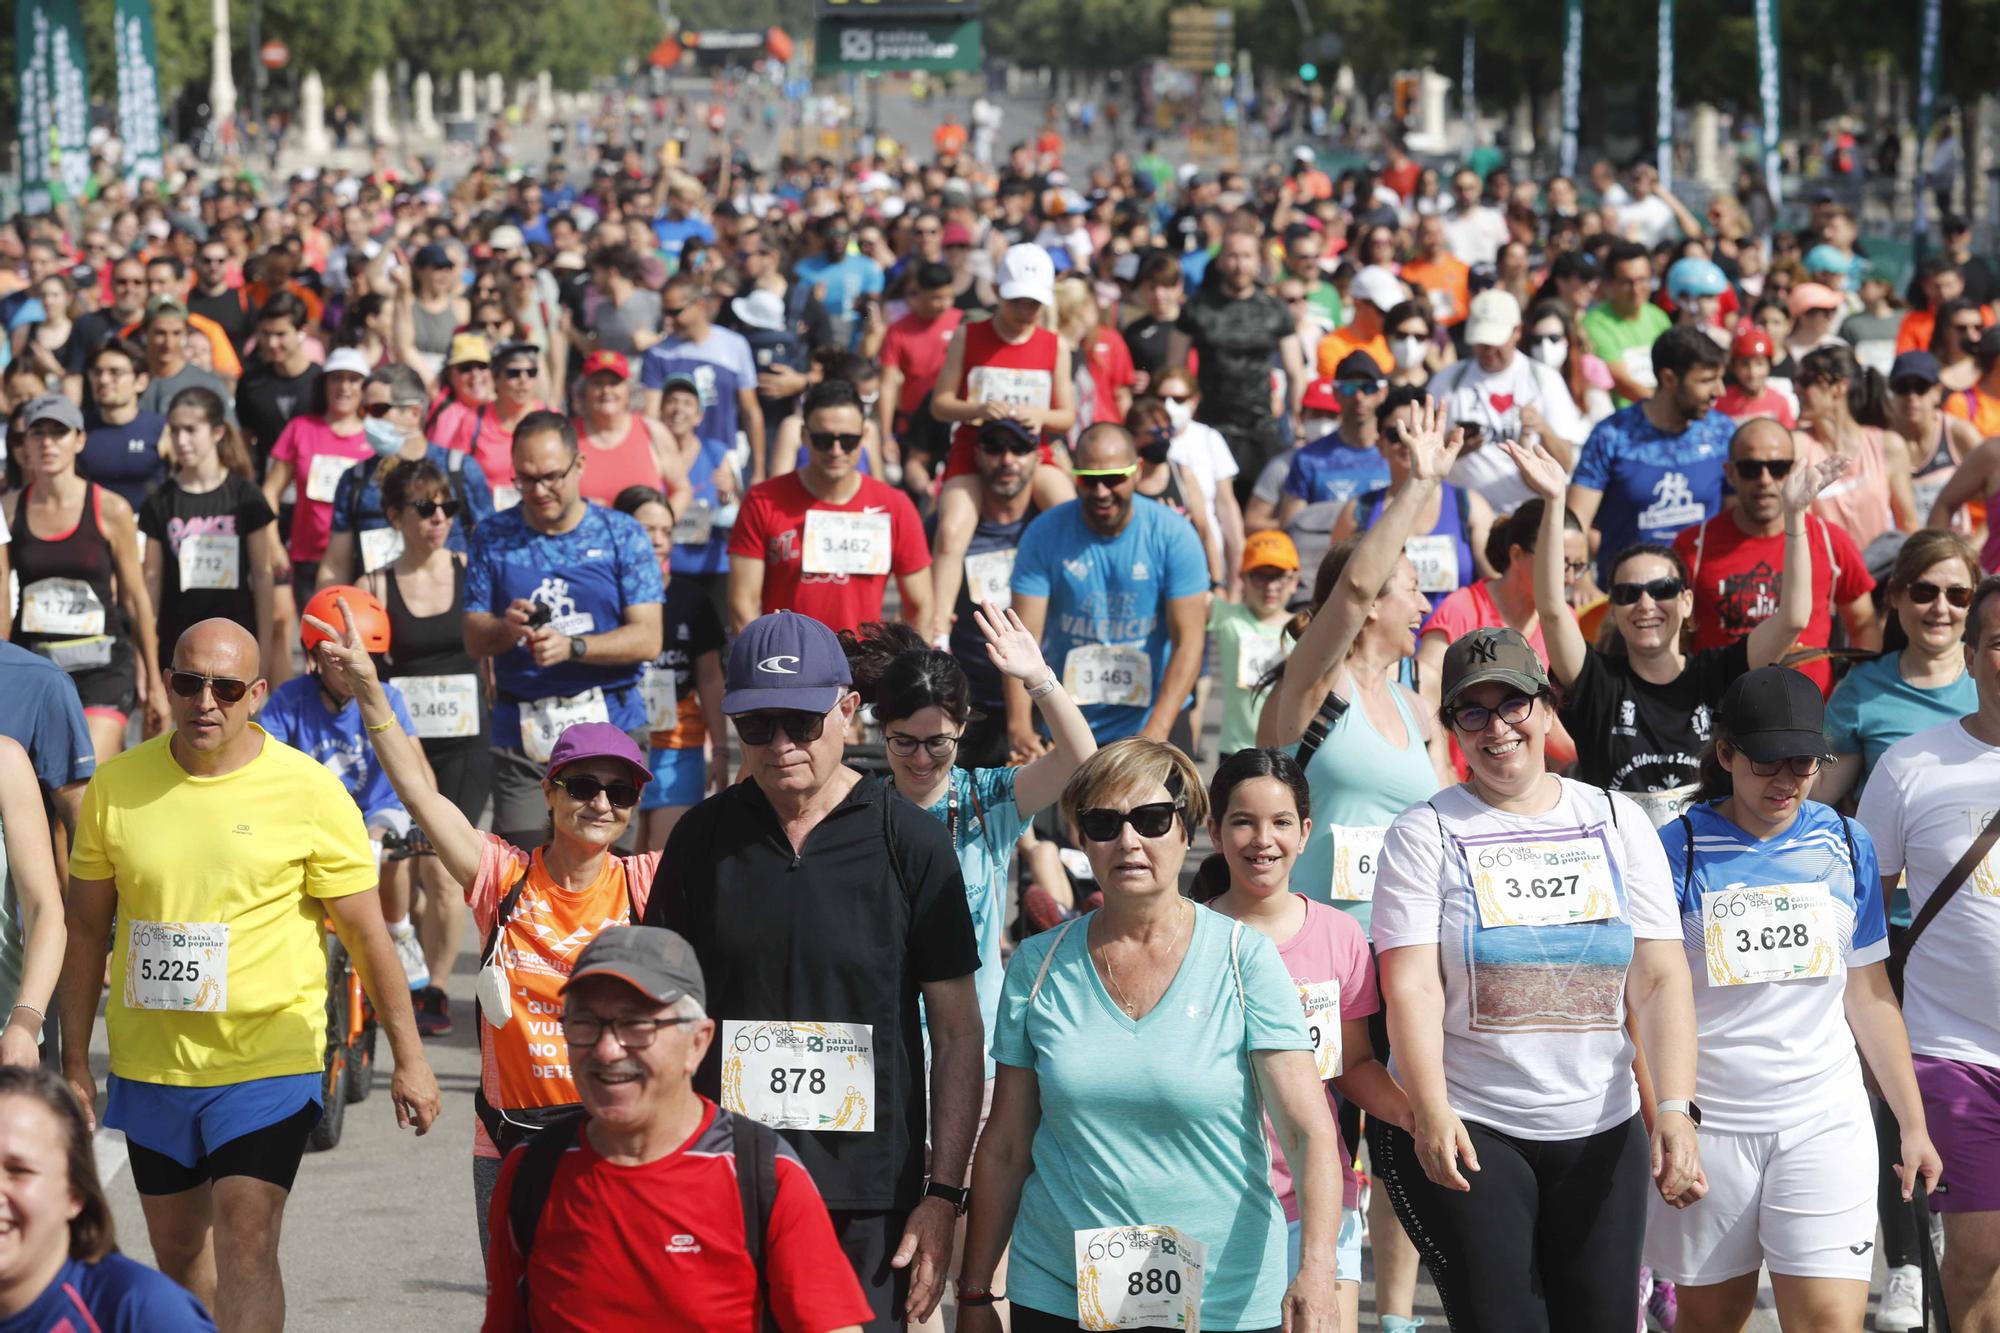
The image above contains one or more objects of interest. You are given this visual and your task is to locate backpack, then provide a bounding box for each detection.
[506,1109,782,1331]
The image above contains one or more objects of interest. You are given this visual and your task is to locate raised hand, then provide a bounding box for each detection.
[1392,395,1467,485]
[1502,436,1569,503]
[975,602,1051,683]
[1782,452,1851,517]
[302,597,385,700]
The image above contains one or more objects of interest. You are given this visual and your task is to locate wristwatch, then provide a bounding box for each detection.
[569,635,588,662]
[1656,1099,1702,1127]
[924,1179,972,1216]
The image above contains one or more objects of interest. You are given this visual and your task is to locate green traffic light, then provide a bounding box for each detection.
[1214,62,1231,78]
[1299,63,1318,81]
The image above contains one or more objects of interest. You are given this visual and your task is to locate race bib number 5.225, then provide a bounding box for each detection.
[124,921,228,1013]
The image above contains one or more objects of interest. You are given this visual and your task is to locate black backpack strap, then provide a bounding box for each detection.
[1679,814,1695,900]
[1451,483,1471,536]
[1355,487,1387,532]
[732,1113,781,1333]
[506,1110,586,1286]
[1293,690,1352,772]
[484,861,534,961]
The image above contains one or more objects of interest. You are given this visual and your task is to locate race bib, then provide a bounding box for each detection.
[1298,980,1342,1079]
[1074,1225,1206,1331]
[1630,784,1700,830]
[359,525,406,573]
[672,499,715,547]
[124,921,228,1013]
[1064,645,1152,708]
[1405,534,1458,594]
[1702,882,1836,986]
[1469,838,1619,928]
[1913,473,1954,527]
[20,578,105,636]
[641,663,679,731]
[399,673,481,739]
[177,533,240,591]
[493,484,522,511]
[967,364,1054,411]
[305,452,360,504]
[1427,287,1458,323]
[720,1020,875,1132]
[1620,343,1658,391]
[518,688,610,764]
[1329,825,1387,902]
[964,548,1017,609]
[1235,634,1284,691]
[803,509,893,576]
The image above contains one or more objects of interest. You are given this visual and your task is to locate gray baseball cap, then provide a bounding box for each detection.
[20,393,83,433]
[1440,627,1550,707]
[562,926,706,1010]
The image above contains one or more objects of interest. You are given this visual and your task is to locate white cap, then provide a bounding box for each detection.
[1349,265,1406,311]
[1465,289,1523,347]
[323,347,373,379]
[488,224,526,251]
[996,243,1056,306]
[731,288,786,333]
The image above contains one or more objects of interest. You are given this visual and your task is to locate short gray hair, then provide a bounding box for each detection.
[670,994,707,1022]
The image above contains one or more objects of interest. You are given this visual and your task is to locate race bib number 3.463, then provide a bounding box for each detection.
[1065,645,1152,708]
[1702,883,1836,986]
[124,921,228,1012]
[1470,839,1618,928]
[1075,1225,1206,1331]
[720,1020,875,1133]
[803,509,893,576]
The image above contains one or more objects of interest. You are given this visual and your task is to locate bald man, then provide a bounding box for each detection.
[1671,419,1879,695]
[58,619,441,1333]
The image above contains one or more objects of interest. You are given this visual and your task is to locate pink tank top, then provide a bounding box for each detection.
[1801,425,1895,552]
[575,414,665,506]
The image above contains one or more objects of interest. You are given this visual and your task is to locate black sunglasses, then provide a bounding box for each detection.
[733,709,830,746]
[978,436,1039,457]
[808,431,864,453]
[168,670,251,704]
[661,304,689,319]
[1890,378,1937,396]
[1077,800,1184,843]
[1908,580,1974,608]
[1731,458,1793,481]
[552,775,642,808]
[410,499,462,520]
[1445,694,1538,733]
[1611,576,1686,605]
[499,367,538,380]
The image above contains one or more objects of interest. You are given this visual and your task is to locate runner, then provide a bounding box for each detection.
[637,272,764,482]
[1270,356,1393,529]
[0,736,63,1067]
[574,351,688,510]
[1181,227,1309,493]
[1584,240,1674,405]
[58,616,441,1333]
[1888,351,1982,535]
[440,341,550,502]
[233,293,321,475]
[263,346,373,603]
[1794,344,1918,551]
[1426,289,1587,513]
[1210,531,1300,758]
[78,336,169,511]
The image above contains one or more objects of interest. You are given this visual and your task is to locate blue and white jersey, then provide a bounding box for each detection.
[259,676,415,829]
[1662,800,1888,1134]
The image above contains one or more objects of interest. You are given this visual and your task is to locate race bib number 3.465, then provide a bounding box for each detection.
[720,1020,875,1132]
[1702,882,1836,986]
[400,674,481,739]
[1470,839,1618,928]
[1075,1225,1206,1331]
[1065,645,1153,708]
[124,921,228,1013]
[803,509,893,576]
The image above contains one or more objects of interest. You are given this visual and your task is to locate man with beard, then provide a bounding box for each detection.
[1176,227,1307,501]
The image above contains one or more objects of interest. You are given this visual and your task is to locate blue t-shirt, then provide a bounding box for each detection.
[327,443,495,555]
[0,641,96,791]
[669,434,737,579]
[1572,404,1735,585]
[258,676,415,826]
[0,1254,216,1332]
[1011,498,1211,742]
[993,909,1310,1328]
[1281,434,1391,511]
[638,343,750,451]
[793,252,884,347]
[464,504,665,745]
[651,214,716,270]
[915,767,1026,1081]
[78,411,169,511]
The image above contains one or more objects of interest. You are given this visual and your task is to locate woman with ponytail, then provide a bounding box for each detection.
[1202,747,1411,1333]
[1796,343,1919,550]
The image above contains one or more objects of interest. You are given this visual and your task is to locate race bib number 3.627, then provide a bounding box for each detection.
[1470,838,1618,928]
[720,1020,875,1132]
[1075,1225,1206,1331]
[124,921,228,1013]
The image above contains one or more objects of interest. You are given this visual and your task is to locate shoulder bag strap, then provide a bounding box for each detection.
[732,1114,780,1333]
[1027,918,1082,1004]
[507,1111,585,1276]
[1680,815,1695,900]
[1292,689,1352,772]
[1894,811,2000,972]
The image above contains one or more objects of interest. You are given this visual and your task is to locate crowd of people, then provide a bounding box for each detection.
[0,83,1997,1333]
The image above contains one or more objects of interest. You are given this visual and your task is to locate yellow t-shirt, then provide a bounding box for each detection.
[68,726,376,1086]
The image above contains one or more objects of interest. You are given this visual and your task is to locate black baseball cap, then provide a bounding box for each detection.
[1717,666,1828,762]
[563,926,706,1009]
[1440,627,1550,707]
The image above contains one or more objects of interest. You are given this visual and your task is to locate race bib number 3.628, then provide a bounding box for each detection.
[124,921,228,1013]
[1075,1225,1206,1331]
[720,1020,875,1133]
[1702,883,1835,986]
[1470,839,1618,928]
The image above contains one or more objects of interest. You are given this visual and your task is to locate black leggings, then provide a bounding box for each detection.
[1369,1113,1650,1332]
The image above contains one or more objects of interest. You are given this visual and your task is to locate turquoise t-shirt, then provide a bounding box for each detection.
[916,766,1025,1081]
[992,908,1311,1329]
[1208,600,1288,758]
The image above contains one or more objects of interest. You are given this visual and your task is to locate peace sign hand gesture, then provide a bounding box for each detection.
[302,597,387,707]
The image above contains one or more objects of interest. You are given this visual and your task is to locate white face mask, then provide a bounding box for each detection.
[1528,335,1569,368]
[1301,416,1339,441]
[1391,336,1429,370]
[1163,397,1193,430]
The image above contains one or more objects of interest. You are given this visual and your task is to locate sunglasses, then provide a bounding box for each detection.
[1338,379,1386,397]
[886,731,959,758]
[1731,458,1793,481]
[1611,576,1686,605]
[1075,466,1138,490]
[1445,694,1537,733]
[1907,580,1974,608]
[808,431,864,453]
[168,670,252,704]
[499,367,538,380]
[661,304,689,319]
[1563,559,1592,577]
[1077,800,1184,842]
[364,402,400,418]
[1158,393,1192,404]
[733,709,830,746]
[408,499,461,519]
[1890,378,1937,396]
[553,775,642,808]
[1722,746,1825,779]
[978,436,1038,456]
[1952,323,1985,336]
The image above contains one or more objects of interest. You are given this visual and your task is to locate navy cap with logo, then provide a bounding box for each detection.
[1440,627,1550,708]
[1889,350,1941,388]
[1717,666,1828,763]
[562,925,706,1010]
[723,611,852,716]
[977,416,1037,447]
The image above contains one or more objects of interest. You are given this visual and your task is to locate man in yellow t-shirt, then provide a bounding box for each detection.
[58,618,441,1333]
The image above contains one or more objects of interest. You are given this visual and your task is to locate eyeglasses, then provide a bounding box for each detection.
[1722,746,1826,779]
[885,731,960,758]
[1907,580,1975,608]
[978,436,1038,456]
[168,670,252,704]
[516,461,577,491]
[1611,576,1686,605]
[1077,800,1184,842]
[560,1013,698,1049]
[1284,296,1309,306]
[1952,322,1985,336]
[199,253,229,264]
[1074,466,1138,490]
[409,499,462,520]
[1445,694,1538,733]
[808,431,864,453]
[1731,458,1794,481]
[733,709,830,747]
[1563,559,1592,577]
[455,363,492,374]
[1890,378,1937,396]
[661,304,689,320]
[552,774,642,808]
[499,367,538,380]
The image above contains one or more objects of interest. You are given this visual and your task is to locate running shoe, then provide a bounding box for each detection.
[1380,1318,1425,1332]
[1875,1265,1923,1331]
[1638,1266,1653,1333]
[415,985,453,1038]
[391,921,431,991]
[1648,1276,1678,1330]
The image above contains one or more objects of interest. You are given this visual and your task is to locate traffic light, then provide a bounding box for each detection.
[1299,62,1319,81]
[1214,61,1231,78]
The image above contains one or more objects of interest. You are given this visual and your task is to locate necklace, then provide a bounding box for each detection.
[1098,898,1189,1016]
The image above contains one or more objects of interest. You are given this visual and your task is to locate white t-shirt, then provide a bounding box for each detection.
[1618,194,1681,248]
[1372,778,1681,1140]
[1442,205,1509,266]
[1431,354,1589,512]
[1857,719,2000,1068]
[1170,421,1240,566]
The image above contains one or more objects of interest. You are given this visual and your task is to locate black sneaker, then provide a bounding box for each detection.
[414,986,453,1038]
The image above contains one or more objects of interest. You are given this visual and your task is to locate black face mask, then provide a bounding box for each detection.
[1138,439,1172,465]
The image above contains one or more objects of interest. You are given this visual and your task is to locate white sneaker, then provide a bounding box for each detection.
[1876,1265,1923,1331]
[390,921,431,990]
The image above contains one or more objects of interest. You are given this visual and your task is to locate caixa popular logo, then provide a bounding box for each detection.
[839,28,875,60]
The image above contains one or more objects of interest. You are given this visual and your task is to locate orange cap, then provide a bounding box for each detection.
[1242,531,1301,573]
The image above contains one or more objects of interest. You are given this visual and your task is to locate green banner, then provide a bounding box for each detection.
[1754,0,1782,206]
[1559,0,1582,179]
[15,0,91,214]
[114,0,166,183]
[814,17,982,74]
[1656,0,1674,186]
[1914,0,1943,240]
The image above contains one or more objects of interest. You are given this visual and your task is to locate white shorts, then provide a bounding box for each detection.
[1643,1084,1878,1285]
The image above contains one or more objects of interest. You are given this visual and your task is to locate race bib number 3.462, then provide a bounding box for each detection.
[1470,839,1618,928]
[720,1020,875,1132]
[1702,883,1836,986]
[803,509,893,576]
[1064,645,1153,708]
[1075,1225,1206,1331]
[124,921,228,1013]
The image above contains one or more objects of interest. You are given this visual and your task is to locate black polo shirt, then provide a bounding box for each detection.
[647,772,978,1214]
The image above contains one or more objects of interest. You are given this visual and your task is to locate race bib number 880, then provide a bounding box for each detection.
[1074,1225,1206,1331]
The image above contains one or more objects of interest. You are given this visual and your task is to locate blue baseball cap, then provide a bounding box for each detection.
[723,612,852,716]
[1888,350,1941,388]
[1803,244,1857,277]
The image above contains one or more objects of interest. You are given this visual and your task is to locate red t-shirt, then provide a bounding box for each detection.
[1086,326,1137,425]
[1673,511,1875,695]
[729,473,930,634]
[1716,385,1797,429]
[880,309,965,416]
[481,1099,874,1333]
[943,322,1063,479]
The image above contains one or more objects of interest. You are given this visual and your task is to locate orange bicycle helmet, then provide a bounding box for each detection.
[302,584,392,654]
